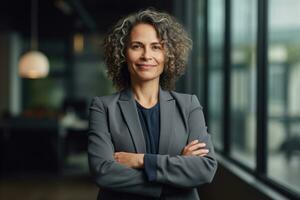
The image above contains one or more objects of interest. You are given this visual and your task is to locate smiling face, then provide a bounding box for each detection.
[126,23,165,86]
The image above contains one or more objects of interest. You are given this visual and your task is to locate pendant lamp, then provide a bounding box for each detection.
[19,0,49,79]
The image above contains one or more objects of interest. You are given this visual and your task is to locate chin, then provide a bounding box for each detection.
[135,72,159,80]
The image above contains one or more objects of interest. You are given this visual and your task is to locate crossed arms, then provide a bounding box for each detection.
[88,95,217,198]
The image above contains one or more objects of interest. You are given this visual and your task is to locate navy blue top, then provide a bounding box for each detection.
[136,101,160,182]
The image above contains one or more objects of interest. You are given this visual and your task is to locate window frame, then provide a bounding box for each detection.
[204,0,299,199]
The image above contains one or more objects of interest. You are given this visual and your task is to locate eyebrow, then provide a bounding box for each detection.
[130,41,162,45]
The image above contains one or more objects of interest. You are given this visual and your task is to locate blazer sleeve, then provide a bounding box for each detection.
[151,95,218,188]
[88,97,162,197]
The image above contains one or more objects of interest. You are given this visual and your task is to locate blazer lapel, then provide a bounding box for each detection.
[118,89,147,153]
[158,89,175,154]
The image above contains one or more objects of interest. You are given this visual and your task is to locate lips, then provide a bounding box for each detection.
[136,63,156,68]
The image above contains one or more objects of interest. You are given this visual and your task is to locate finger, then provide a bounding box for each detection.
[199,153,208,157]
[114,152,122,159]
[114,152,125,157]
[188,143,206,151]
[114,156,119,161]
[192,149,209,156]
[185,140,199,149]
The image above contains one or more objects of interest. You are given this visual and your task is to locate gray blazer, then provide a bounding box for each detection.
[88,88,217,200]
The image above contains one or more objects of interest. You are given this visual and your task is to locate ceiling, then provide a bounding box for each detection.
[0,0,174,39]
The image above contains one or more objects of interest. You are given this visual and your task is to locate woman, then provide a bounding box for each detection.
[88,9,217,200]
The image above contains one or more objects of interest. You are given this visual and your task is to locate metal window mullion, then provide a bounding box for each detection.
[185,0,193,93]
[203,0,209,118]
[223,0,232,155]
[256,0,268,175]
[190,0,201,97]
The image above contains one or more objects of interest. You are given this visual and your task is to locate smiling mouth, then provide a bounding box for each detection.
[136,64,156,68]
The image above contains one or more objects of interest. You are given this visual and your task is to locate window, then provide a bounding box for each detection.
[230,0,257,168]
[267,0,300,194]
[207,0,225,150]
[204,0,300,198]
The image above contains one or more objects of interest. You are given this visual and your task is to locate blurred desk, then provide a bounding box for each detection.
[0,118,64,176]
[60,114,89,175]
[0,116,89,176]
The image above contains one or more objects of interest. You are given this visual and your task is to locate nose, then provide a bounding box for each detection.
[141,47,152,60]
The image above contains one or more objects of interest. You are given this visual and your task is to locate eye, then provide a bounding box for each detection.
[152,45,162,51]
[131,44,142,50]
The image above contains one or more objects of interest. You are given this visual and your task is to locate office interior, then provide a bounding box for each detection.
[0,0,299,199]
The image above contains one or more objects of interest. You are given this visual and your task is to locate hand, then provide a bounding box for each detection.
[114,152,144,169]
[181,140,209,157]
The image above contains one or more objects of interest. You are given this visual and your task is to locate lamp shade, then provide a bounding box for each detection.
[19,51,50,79]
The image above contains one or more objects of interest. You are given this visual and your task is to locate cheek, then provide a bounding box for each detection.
[126,49,135,62]
[154,52,165,63]
[158,54,166,67]
[160,55,165,63]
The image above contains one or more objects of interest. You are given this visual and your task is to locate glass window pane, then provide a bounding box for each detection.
[208,0,225,150]
[230,0,257,168]
[267,0,300,195]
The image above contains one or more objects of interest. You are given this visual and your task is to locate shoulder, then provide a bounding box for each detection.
[170,91,193,102]
[170,91,203,109]
[90,92,121,109]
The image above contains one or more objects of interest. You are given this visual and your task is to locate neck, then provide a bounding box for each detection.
[131,80,160,108]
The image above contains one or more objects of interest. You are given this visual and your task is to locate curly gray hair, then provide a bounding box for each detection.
[103,8,192,91]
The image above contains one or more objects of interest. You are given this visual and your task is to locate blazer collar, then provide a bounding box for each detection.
[119,87,174,101]
[118,87,175,154]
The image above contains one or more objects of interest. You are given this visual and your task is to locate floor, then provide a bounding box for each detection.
[0,175,98,200]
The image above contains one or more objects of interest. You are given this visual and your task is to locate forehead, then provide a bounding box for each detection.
[129,23,160,42]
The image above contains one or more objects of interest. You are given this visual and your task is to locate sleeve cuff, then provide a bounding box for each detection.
[144,154,157,182]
